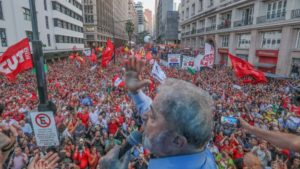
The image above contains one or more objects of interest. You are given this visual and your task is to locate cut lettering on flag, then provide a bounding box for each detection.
[229,53,267,84]
[101,39,114,67]
[151,61,166,83]
[200,43,215,68]
[0,38,33,81]
[112,75,125,88]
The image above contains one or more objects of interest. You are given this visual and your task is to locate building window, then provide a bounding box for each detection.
[221,35,229,47]
[261,31,281,49]
[296,30,300,49]
[198,0,203,12]
[44,0,47,10]
[55,35,83,44]
[237,34,251,49]
[191,4,195,16]
[0,28,7,47]
[45,16,49,29]
[237,54,248,61]
[0,1,3,20]
[186,8,189,18]
[241,6,253,25]
[208,0,214,7]
[26,31,33,41]
[266,0,287,19]
[47,34,51,46]
[23,8,31,21]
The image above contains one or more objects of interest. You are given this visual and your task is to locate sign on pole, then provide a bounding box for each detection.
[30,111,59,147]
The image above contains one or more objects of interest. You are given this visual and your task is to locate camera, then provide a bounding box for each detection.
[291,86,300,106]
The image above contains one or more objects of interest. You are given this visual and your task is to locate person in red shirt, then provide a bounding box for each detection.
[229,133,239,147]
[73,138,91,169]
[232,145,244,160]
[219,137,232,153]
[108,118,119,135]
[12,112,25,122]
[77,109,90,128]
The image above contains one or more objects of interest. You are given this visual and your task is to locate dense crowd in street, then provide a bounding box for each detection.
[0,52,300,169]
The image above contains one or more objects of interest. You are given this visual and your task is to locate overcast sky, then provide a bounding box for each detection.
[134,0,181,13]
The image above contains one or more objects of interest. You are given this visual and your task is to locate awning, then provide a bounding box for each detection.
[264,73,290,79]
[254,63,276,68]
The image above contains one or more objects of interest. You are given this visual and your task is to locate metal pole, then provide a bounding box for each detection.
[29,0,49,111]
[113,20,116,64]
[112,0,116,64]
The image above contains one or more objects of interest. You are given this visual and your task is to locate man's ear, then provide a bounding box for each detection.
[172,134,187,148]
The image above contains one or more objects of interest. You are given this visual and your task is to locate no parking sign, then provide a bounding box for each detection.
[30,111,59,147]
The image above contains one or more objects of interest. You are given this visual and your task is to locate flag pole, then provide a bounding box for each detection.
[29,0,51,111]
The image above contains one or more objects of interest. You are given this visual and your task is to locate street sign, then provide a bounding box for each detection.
[30,111,59,147]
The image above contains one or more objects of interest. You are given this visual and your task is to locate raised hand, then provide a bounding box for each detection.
[27,152,59,169]
[124,57,151,93]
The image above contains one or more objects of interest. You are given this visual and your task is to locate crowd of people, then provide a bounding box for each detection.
[0,51,300,169]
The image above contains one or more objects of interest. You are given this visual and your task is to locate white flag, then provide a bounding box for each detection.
[205,43,213,55]
[201,43,215,68]
[233,84,242,90]
[194,54,205,71]
[90,65,97,71]
[151,61,166,83]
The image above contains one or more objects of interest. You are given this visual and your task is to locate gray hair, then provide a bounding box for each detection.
[153,78,213,148]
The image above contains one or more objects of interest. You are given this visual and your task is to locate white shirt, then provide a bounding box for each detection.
[89,111,99,125]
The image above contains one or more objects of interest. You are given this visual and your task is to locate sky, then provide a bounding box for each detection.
[134,0,181,13]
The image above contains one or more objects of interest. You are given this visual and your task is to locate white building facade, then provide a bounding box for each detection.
[135,2,145,33]
[180,0,300,75]
[0,0,84,54]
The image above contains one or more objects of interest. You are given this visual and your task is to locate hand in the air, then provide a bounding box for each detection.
[27,152,59,169]
[97,145,130,169]
[125,57,151,93]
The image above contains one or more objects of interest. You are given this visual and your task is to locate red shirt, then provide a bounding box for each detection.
[13,113,25,122]
[118,116,125,124]
[233,149,244,159]
[55,115,65,126]
[108,120,119,135]
[220,145,231,153]
[77,112,89,128]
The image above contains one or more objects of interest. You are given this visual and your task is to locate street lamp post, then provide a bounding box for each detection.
[29,0,53,112]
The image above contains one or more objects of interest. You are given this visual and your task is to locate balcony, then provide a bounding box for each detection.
[191,29,196,35]
[197,28,205,34]
[206,25,216,32]
[257,12,286,24]
[234,19,253,27]
[218,21,231,29]
[291,9,300,19]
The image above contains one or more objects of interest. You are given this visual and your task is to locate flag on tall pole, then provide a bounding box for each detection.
[151,61,166,83]
[0,38,33,81]
[101,39,114,67]
[228,53,267,84]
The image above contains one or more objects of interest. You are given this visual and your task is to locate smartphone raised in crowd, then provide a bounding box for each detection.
[220,116,240,127]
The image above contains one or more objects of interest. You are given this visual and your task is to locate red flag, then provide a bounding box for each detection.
[0,38,33,81]
[76,55,85,63]
[145,51,153,61]
[69,53,75,60]
[101,39,114,67]
[229,53,267,84]
[89,50,97,63]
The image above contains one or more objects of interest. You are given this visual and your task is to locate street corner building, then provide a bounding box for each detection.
[179,0,300,76]
[0,0,84,59]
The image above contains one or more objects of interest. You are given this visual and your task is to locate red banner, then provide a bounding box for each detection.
[0,38,33,81]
